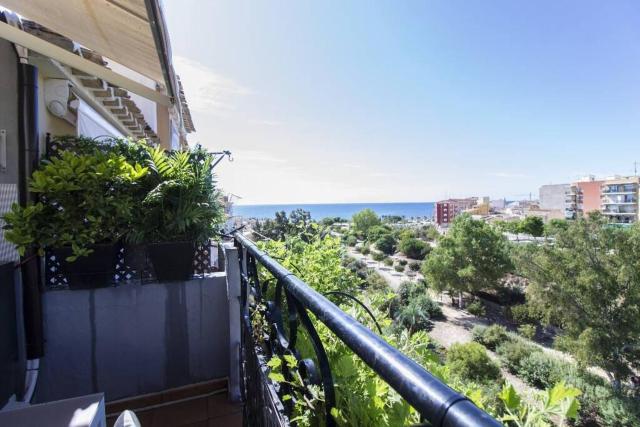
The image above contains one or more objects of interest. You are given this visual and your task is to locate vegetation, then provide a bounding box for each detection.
[408,261,421,271]
[472,325,509,351]
[466,300,486,317]
[518,213,640,385]
[254,209,315,241]
[375,234,397,255]
[446,342,502,384]
[496,340,541,374]
[393,264,404,272]
[423,215,512,306]
[4,150,147,261]
[352,208,381,237]
[517,324,536,340]
[398,237,429,259]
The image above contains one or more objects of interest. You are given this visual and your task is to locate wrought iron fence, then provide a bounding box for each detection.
[234,232,501,427]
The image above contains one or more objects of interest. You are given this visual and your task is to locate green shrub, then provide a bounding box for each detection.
[399,237,430,259]
[372,251,385,261]
[496,340,540,373]
[517,324,536,340]
[510,303,539,325]
[518,352,560,389]
[397,281,427,303]
[365,271,388,291]
[361,245,370,255]
[472,325,509,351]
[393,293,442,334]
[394,264,404,272]
[383,258,393,266]
[408,261,421,271]
[466,300,486,317]
[398,259,408,266]
[375,234,397,255]
[446,342,502,383]
[345,235,358,246]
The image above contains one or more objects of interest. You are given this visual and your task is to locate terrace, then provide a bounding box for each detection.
[0,2,504,426]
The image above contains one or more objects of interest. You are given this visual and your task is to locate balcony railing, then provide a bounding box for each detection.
[233,232,500,427]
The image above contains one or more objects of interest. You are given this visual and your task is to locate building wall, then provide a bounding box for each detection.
[577,180,603,213]
[34,275,230,403]
[539,184,569,211]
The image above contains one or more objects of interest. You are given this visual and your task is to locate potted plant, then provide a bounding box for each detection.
[3,150,147,289]
[127,145,224,281]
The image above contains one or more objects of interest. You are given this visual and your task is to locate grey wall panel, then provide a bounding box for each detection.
[35,274,229,403]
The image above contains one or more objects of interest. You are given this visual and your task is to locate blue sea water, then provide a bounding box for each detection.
[232,202,434,220]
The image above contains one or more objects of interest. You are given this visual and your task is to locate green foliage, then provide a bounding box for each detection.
[446,342,502,384]
[496,340,541,374]
[499,382,581,426]
[372,251,385,261]
[466,300,486,317]
[518,324,537,340]
[254,209,316,242]
[360,245,370,255]
[365,271,388,291]
[544,218,569,236]
[366,224,392,241]
[398,259,408,266]
[393,293,442,334]
[375,234,397,255]
[423,215,513,298]
[518,352,561,389]
[383,258,393,266]
[520,212,640,382]
[344,235,357,247]
[398,237,429,260]
[472,325,509,351]
[519,216,544,237]
[393,264,404,272]
[128,145,223,244]
[4,151,146,261]
[510,303,541,326]
[352,209,381,237]
[408,261,421,271]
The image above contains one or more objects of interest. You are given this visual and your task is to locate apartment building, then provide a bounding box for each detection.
[435,198,477,226]
[601,177,640,225]
[565,176,604,219]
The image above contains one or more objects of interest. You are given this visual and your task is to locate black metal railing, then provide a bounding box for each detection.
[234,233,500,427]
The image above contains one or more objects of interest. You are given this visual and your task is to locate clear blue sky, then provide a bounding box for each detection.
[164,0,640,204]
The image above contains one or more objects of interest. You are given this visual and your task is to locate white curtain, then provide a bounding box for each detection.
[77,100,125,139]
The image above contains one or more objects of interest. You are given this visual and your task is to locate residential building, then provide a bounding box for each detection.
[565,176,604,219]
[435,198,477,226]
[601,177,640,225]
[539,184,569,211]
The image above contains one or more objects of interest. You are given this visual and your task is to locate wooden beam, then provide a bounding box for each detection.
[0,21,172,107]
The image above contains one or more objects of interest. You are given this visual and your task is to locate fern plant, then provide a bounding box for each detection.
[127,145,224,244]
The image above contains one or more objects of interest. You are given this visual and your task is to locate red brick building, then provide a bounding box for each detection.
[435,198,477,226]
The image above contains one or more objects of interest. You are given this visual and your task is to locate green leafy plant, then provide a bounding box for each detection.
[446,342,502,384]
[372,251,385,261]
[128,145,223,244]
[467,300,486,317]
[518,352,561,389]
[499,382,581,426]
[383,258,393,266]
[408,261,421,271]
[398,237,429,260]
[518,324,537,340]
[472,325,509,351]
[393,264,404,272]
[3,151,147,261]
[496,340,541,374]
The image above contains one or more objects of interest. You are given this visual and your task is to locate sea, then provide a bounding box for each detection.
[232,202,434,220]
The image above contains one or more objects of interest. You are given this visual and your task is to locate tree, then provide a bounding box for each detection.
[375,234,397,255]
[519,216,544,237]
[422,214,512,307]
[519,212,640,385]
[254,209,315,241]
[367,224,392,241]
[399,237,430,260]
[352,208,381,238]
[544,218,569,236]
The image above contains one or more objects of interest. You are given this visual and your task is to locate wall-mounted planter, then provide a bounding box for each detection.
[147,241,195,282]
[52,243,118,290]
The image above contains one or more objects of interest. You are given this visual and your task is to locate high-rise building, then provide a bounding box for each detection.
[539,184,569,211]
[601,177,640,225]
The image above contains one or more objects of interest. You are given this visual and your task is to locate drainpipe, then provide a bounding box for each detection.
[18,62,43,363]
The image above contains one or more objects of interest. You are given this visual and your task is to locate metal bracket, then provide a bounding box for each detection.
[0,130,6,172]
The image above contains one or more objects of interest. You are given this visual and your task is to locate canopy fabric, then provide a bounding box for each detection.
[77,99,125,139]
[2,0,165,84]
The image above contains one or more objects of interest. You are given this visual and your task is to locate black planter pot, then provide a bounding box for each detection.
[53,243,119,290]
[123,244,148,279]
[147,241,195,282]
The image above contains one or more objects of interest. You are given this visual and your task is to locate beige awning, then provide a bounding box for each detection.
[1,0,168,87]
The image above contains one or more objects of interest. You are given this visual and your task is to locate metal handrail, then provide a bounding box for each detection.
[234,232,501,427]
